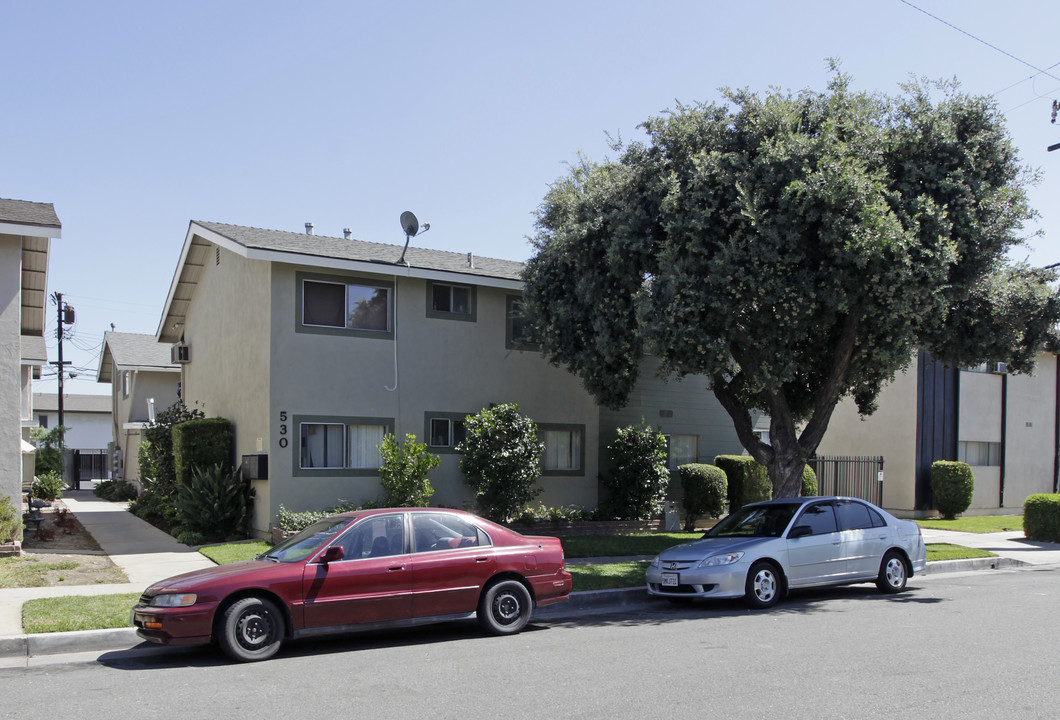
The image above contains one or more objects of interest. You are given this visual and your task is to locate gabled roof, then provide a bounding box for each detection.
[96,331,179,384]
[33,393,111,414]
[1,198,62,338]
[157,220,528,342]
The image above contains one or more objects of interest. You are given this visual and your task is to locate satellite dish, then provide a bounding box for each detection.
[400,211,419,237]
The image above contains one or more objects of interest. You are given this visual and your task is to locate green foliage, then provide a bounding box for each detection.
[93,479,139,502]
[457,403,544,522]
[801,465,818,497]
[1023,494,1060,543]
[32,471,65,501]
[173,417,234,489]
[0,496,21,544]
[678,464,727,530]
[930,461,975,519]
[513,503,594,524]
[522,69,1060,501]
[31,425,67,477]
[601,423,670,520]
[275,500,371,533]
[716,455,771,510]
[378,433,440,507]
[175,463,251,545]
[140,400,205,500]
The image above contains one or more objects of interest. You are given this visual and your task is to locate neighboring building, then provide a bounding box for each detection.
[32,393,112,451]
[817,350,1059,516]
[155,221,746,537]
[0,199,61,512]
[95,331,180,484]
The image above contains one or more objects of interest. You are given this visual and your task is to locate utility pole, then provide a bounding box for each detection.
[49,292,74,483]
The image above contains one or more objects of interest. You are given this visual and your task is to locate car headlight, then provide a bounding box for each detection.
[149,593,197,608]
[698,552,744,568]
[649,556,660,568]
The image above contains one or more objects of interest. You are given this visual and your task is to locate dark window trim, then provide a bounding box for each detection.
[424,411,470,454]
[505,294,541,351]
[296,271,395,340]
[539,422,586,476]
[292,414,395,477]
[426,280,477,322]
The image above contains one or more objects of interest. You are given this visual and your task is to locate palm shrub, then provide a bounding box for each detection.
[679,463,727,530]
[0,495,21,543]
[1023,494,1060,542]
[716,455,771,509]
[458,403,543,522]
[378,433,440,507]
[32,471,66,501]
[601,423,670,521]
[801,465,818,497]
[931,460,974,519]
[174,463,250,545]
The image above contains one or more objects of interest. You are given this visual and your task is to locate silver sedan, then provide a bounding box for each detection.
[646,496,927,609]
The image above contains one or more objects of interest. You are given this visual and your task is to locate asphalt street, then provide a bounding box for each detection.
[2,565,1057,720]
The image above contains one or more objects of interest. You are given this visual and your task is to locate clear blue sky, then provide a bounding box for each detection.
[5,0,1059,396]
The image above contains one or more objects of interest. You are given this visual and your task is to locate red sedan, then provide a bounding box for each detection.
[132,508,572,662]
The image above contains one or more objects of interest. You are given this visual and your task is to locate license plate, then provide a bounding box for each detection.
[661,572,679,587]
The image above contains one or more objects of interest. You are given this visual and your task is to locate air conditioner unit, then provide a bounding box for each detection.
[171,343,191,364]
[994,362,1007,374]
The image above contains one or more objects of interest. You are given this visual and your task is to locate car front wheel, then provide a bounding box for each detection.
[744,561,782,609]
[478,579,532,635]
[876,551,908,593]
[218,596,285,662]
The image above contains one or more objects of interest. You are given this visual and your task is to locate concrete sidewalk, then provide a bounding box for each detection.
[2,497,1060,664]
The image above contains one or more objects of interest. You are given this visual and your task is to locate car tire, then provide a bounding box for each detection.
[744,561,783,609]
[478,579,532,635]
[217,596,285,662]
[876,551,908,594]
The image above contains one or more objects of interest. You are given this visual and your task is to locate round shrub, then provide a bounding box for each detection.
[930,460,974,519]
[1024,494,1060,543]
[716,455,771,510]
[458,403,543,522]
[679,464,727,530]
[601,423,670,521]
[801,465,817,497]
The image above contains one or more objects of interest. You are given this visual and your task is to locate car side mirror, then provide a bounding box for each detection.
[788,525,812,539]
[319,545,345,564]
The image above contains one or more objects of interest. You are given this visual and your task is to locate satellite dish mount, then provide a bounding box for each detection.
[397,210,430,266]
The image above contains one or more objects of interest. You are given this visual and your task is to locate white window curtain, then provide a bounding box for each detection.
[544,429,581,471]
[301,423,344,469]
[669,435,698,469]
[349,424,386,468]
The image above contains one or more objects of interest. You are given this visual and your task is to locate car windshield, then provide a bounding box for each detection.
[261,517,352,563]
[705,504,799,538]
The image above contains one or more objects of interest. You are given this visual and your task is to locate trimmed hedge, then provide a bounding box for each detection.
[931,460,974,519]
[678,464,727,531]
[173,417,234,489]
[801,464,818,497]
[1024,494,1060,543]
[716,455,771,509]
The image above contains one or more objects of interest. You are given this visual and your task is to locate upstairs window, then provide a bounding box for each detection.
[299,273,393,338]
[428,281,475,321]
[506,295,541,350]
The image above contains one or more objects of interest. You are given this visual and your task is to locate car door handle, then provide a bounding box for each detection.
[475,557,489,563]
[388,565,405,572]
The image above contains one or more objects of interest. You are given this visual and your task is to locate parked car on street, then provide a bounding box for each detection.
[646,496,926,608]
[132,507,572,661]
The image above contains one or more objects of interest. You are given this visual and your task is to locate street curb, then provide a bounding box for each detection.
[0,557,1042,661]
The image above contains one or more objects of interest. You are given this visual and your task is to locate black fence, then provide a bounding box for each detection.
[808,455,884,506]
[72,449,109,489]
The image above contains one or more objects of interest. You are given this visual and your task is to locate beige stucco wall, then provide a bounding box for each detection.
[1,235,24,506]
[180,244,272,533]
[1000,355,1057,510]
[815,361,920,512]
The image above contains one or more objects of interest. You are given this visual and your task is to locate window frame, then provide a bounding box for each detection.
[424,411,469,454]
[664,434,699,470]
[958,440,1002,467]
[292,414,395,477]
[426,280,476,322]
[539,423,586,476]
[505,294,541,351]
[296,271,395,340]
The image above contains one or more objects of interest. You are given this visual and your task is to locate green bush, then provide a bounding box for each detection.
[716,455,771,510]
[378,433,440,507]
[931,461,974,519]
[1024,494,1060,542]
[275,500,374,533]
[458,403,543,522]
[513,503,593,524]
[93,479,138,502]
[32,471,66,501]
[0,495,21,544]
[678,463,727,530]
[801,465,818,497]
[31,425,67,477]
[140,401,205,499]
[601,423,670,521]
[173,417,234,489]
[174,463,250,544]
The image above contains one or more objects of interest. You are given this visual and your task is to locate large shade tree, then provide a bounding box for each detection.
[523,70,1060,499]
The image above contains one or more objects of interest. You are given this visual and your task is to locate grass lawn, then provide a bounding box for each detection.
[199,541,271,565]
[22,593,141,634]
[0,557,78,588]
[926,543,995,562]
[916,515,1022,533]
[569,561,650,591]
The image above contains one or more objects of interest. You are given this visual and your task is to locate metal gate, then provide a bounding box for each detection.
[72,449,109,489]
[808,455,884,506]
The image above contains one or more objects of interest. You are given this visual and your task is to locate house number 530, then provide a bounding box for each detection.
[278,411,289,448]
